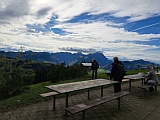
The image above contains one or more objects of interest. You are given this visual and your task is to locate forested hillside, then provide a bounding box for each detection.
[0,56,88,99]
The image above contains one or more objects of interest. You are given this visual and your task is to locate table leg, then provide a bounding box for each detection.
[142,78,145,85]
[129,79,131,92]
[118,97,121,110]
[101,86,103,97]
[88,88,90,100]
[65,92,69,116]
[53,96,56,110]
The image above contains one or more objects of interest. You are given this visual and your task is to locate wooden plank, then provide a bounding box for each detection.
[139,83,159,89]
[122,79,129,82]
[46,79,118,93]
[39,91,59,97]
[65,91,130,114]
[138,84,159,97]
[140,85,153,89]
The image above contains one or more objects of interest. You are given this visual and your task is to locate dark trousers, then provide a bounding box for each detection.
[114,83,121,93]
[92,69,97,79]
[145,79,157,92]
[149,87,154,91]
[114,77,122,93]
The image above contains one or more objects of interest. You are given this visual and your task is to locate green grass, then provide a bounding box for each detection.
[0,78,89,112]
[0,69,156,112]
[126,69,148,75]
[0,81,51,112]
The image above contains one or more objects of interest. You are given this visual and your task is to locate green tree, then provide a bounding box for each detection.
[0,58,35,99]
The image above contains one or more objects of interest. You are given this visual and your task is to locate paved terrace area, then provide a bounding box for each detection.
[1,80,160,120]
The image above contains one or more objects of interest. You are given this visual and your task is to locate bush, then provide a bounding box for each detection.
[48,63,88,83]
[0,67,35,99]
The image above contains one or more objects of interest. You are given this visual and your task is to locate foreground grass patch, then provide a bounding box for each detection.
[0,81,52,112]
[0,78,88,112]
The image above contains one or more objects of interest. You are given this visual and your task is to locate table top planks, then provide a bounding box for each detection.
[46,79,118,93]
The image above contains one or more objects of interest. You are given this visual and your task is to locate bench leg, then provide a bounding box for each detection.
[118,98,121,110]
[65,93,69,116]
[129,79,131,92]
[82,110,86,120]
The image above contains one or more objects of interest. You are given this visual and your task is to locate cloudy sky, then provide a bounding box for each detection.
[0,0,160,63]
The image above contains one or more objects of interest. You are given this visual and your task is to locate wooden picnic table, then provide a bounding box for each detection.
[45,79,118,116]
[124,74,145,92]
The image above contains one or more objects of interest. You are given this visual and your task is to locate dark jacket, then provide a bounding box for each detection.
[91,61,99,70]
[110,61,125,81]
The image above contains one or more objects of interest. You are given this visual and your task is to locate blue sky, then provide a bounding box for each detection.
[0,0,160,63]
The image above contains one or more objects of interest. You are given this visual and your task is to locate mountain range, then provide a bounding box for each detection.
[0,51,159,70]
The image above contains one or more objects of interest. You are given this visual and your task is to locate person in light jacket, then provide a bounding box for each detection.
[145,66,159,92]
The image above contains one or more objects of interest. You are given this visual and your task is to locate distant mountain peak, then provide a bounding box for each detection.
[0,50,159,70]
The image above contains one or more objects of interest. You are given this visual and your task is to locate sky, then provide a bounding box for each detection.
[0,0,160,64]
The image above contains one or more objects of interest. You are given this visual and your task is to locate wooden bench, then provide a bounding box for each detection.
[139,83,159,97]
[122,78,129,82]
[39,91,59,110]
[65,91,130,119]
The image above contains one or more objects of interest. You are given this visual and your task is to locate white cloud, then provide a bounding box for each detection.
[0,0,160,63]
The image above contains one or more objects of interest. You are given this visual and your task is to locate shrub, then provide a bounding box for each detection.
[48,63,88,83]
[0,67,35,99]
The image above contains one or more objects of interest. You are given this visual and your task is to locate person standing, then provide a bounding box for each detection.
[91,59,99,79]
[110,57,125,93]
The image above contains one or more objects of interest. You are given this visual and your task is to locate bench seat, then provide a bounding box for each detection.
[65,91,130,119]
[39,91,59,110]
[122,79,129,82]
[138,83,159,97]
[39,91,59,97]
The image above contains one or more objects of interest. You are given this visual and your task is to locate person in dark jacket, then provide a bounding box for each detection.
[91,59,99,79]
[110,57,125,93]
